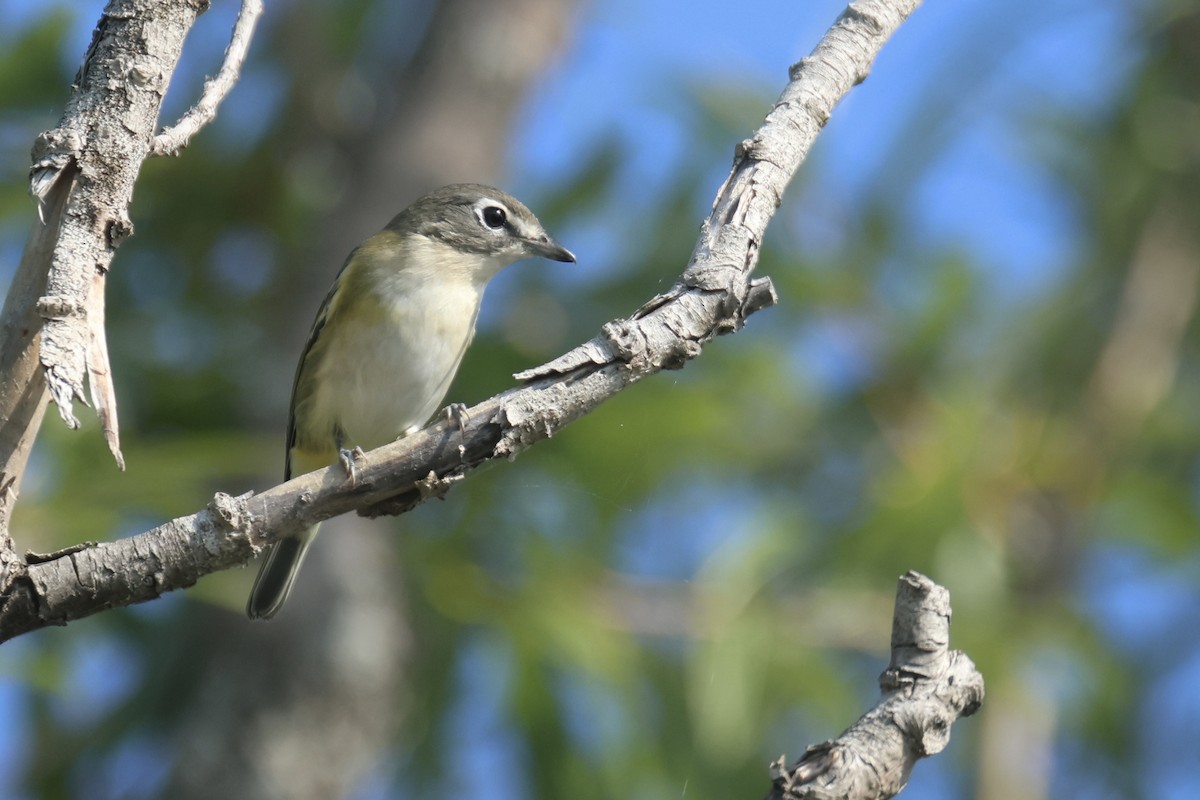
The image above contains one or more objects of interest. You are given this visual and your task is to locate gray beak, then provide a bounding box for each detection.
[526,234,576,263]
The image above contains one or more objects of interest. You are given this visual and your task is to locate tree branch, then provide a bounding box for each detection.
[151,0,264,156]
[30,0,215,469]
[0,0,923,641]
[767,572,984,800]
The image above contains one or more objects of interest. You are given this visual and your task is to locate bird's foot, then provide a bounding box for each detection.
[444,402,470,437]
[339,446,366,486]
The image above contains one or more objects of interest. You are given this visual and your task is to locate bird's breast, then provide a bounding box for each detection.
[304,278,484,451]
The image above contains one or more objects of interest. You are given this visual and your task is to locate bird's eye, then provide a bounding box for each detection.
[482,206,507,229]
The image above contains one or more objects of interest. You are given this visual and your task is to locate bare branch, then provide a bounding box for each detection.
[0,0,924,639]
[520,0,922,384]
[151,0,265,157]
[767,572,985,800]
[1,311,769,638]
[30,0,208,465]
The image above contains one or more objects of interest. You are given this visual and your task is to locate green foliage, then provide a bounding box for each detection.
[0,9,72,111]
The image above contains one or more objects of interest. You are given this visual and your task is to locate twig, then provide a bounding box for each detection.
[767,572,985,800]
[151,0,265,157]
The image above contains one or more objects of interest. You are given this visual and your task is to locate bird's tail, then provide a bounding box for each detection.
[246,525,318,620]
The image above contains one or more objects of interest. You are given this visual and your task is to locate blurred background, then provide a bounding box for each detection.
[1,0,1198,797]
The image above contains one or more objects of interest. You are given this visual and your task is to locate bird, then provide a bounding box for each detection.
[246,183,575,620]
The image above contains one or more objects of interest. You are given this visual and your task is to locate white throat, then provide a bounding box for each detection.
[398,234,512,289]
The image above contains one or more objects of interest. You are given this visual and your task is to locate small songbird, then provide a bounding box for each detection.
[246,184,575,620]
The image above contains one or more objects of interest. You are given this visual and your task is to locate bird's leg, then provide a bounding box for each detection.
[444,402,470,437]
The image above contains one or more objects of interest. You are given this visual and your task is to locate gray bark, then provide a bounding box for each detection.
[768,573,985,800]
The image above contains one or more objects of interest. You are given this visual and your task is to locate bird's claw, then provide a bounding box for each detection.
[339,446,366,486]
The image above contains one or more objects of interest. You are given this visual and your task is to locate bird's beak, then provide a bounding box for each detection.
[526,235,576,263]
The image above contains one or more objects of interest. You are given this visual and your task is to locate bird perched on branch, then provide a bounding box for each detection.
[247,184,575,620]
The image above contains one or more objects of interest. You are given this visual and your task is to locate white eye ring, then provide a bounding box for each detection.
[475,200,509,231]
